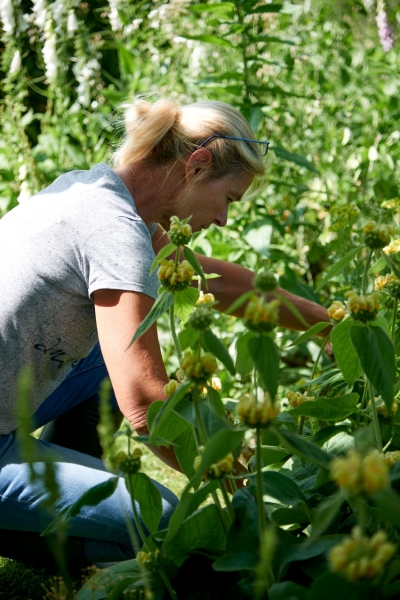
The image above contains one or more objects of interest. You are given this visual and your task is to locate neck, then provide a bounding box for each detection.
[114,162,184,230]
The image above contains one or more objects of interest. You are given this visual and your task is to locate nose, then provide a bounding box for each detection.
[213,207,229,228]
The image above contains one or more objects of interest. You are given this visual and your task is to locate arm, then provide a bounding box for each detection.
[152,226,330,332]
[93,288,181,471]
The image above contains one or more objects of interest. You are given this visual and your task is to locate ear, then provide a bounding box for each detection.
[184,148,213,183]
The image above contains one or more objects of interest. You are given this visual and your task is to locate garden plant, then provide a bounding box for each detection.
[1,0,400,599]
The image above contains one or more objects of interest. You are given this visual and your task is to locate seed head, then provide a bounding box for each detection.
[188,305,214,330]
[116,450,142,475]
[253,271,277,293]
[168,216,192,246]
[363,222,392,249]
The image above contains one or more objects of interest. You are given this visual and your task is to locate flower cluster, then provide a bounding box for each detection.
[236,392,280,427]
[137,549,164,571]
[244,296,280,333]
[164,379,180,397]
[346,291,380,322]
[384,451,400,466]
[158,259,194,291]
[383,238,400,255]
[376,0,394,52]
[168,216,192,246]
[330,449,389,495]
[287,391,315,408]
[194,450,234,480]
[363,222,392,249]
[253,271,277,293]
[329,527,396,581]
[196,291,215,305]
[179,352,218,384]
[188,305,214,330]
[116,448,142,475]
[374,274,400,299]
[327,300,347,322]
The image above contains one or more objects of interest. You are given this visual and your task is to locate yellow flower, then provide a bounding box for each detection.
[180,351,218,384]
[194,452,234,480]
[363,222,392,249]
[345,291,380,322]
[329,527,396,581]
[244,296,280,333]
[196,291,216,305]
[374,274,400,299]
[362,450,389,493]
[164,379,179,397]
[327,300,347,322]
[236,392,280,427]
[168,216,192,246]
[287,391,314,408]
[377,400,398,418]
[158,259,194,291]
[383,238,400,255]
[330,449,389,495]
[383,451,400,467]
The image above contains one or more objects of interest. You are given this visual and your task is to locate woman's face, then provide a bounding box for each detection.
[175,171,254,233]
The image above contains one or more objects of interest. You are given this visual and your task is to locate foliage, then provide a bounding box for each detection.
[2,0,400,598]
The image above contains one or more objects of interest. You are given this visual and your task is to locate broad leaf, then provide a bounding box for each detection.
[288,393,359,421]
[289,322,330,347]
[271,146,319,174]
[368,256,387,274]
[274,427,332,468]
[174,287,199,322]
[174,426,198,480]
[248,336,280,399]
[147,400,189,444]
[316,247,361,291]
[251,4,283,14]
[188,2,234,17]
[235,330,256,377]
[206,385,226,417]
[150,243,176,273]
[260,445,289,466]
[269,582,308,600]
[372,488,400,527]
[350,324,395,411]
[130,292,174,345]
[190,429,245,488]
[42,478,118,536]
[179,33,234,47]
[331,318,362,386]
[126,473,162,535]
[309,492,345,540]
[250,470,310,509]
[183,246,207,289]
[203,328,235,375]
[149,382,192,444]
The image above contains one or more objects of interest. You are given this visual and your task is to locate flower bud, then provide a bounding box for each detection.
[327,300,347,322]
[196,291,216,305]
[164,379,179,397]
[363,222,392,249]
[188,306,213,330]
[116,450,142,475]
[253,271,277,293]
[158,259,194,291]
[287,391,314,408]
[168,216,192,246]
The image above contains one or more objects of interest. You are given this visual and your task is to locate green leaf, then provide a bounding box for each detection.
[226,290,255,315]
[149,382,192,444]
[206,385,226,418]
[76,560,142,600]
[174,426,198,480]
[309,573,359,600]
[309,492,345,540]
[260,445,289,466]
[372,488,400,527]
[250,470,310,509]
[174,287,199,322]
[274,427,332,469]
[271,146,319,174]
[288,393,359,421]
[147,400,189,444]
[126,473,162,535]
[350,324,395,411]
[248,34,295,45]
[188,2,234,17]
[331,318,362,386]
[271,505,311,526]
[368,256,387,274]
[203,328,235,376]
[150,242,176,273]
[289,322,329,346]
[178,33,234,48]
[273,291,309,328]
[248,336,280,399]
[190,429,245,488]
[316,247,361,291]
[42,478,118,536]
[163,504,227,565]
[130,292,174,345]
[251,4,283,14]
[269,582,308,600]
[235,331,256,377]
[183,246,207,289]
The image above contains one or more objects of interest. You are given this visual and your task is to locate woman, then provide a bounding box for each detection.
[0,98,329,567]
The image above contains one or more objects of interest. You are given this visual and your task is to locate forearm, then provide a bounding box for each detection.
[197,254,330,332]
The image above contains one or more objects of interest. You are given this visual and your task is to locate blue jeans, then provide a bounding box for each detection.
[0,343,178,563]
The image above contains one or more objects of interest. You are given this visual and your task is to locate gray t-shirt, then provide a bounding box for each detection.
[0,163,159,435]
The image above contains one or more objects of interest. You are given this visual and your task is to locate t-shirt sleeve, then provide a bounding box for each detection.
[81,216,159,300]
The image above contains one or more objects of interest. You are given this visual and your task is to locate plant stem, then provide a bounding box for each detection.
[126,477,178,600]
[193,385,208,444]
[169,303,181,360]
[368,379,383,452]
[300,331,331,435]
[362,249,373,295]
[219,480,235,521]
[392,298,398,345]
[255,427,268,538]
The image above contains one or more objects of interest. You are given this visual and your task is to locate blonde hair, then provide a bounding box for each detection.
[113,98,266,180]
